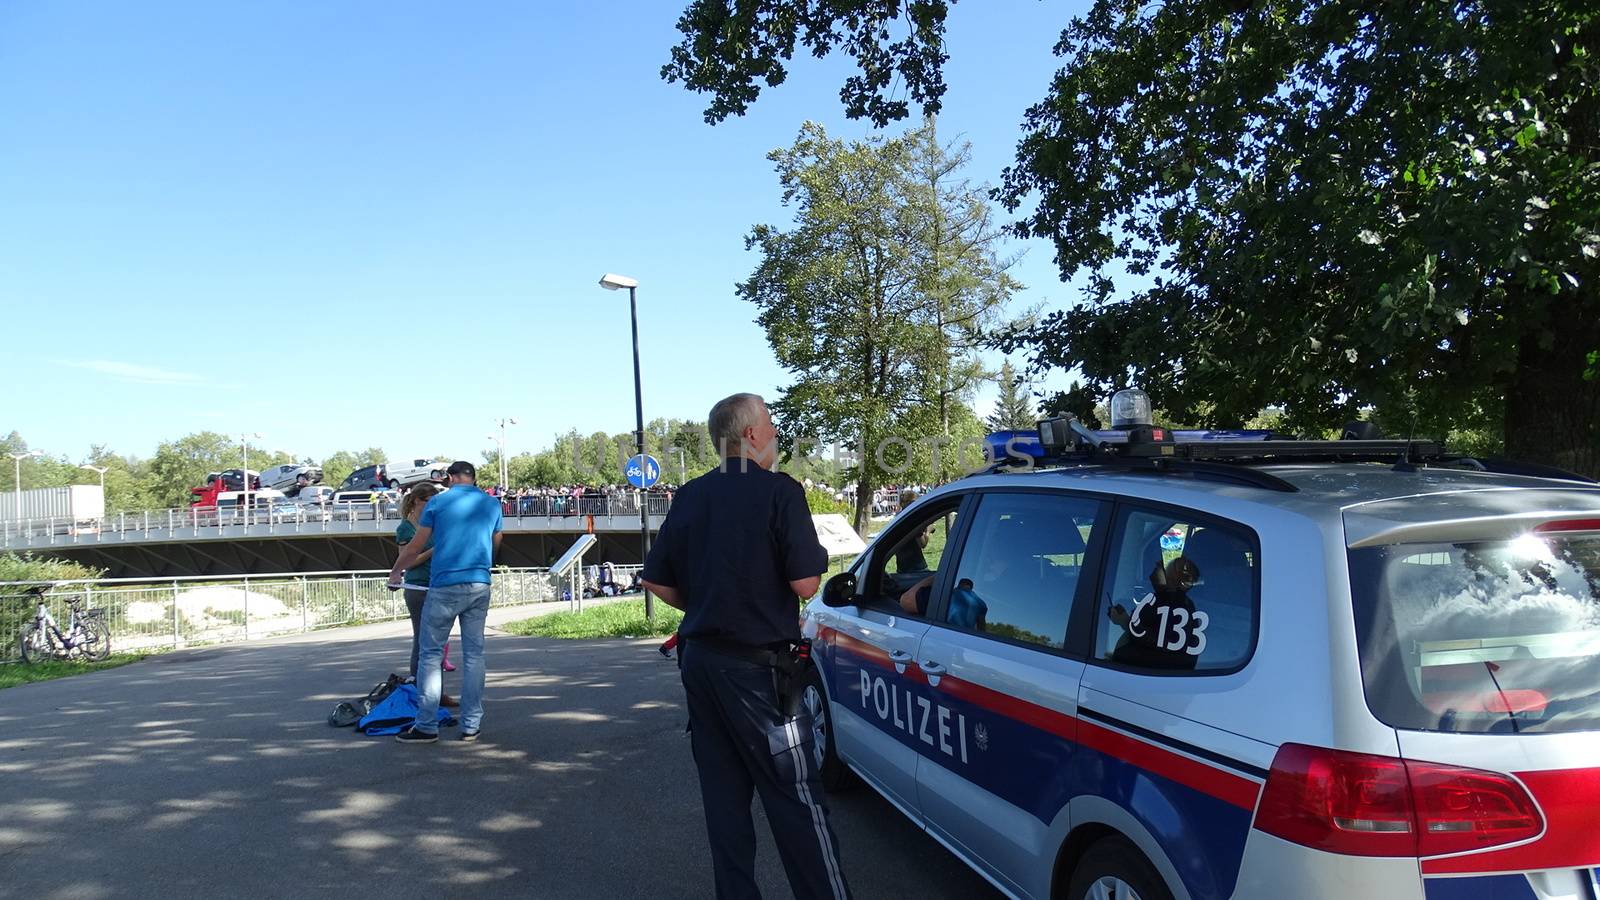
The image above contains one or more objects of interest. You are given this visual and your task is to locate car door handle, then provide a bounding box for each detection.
[888,650,913,663]
[917,660,946,676]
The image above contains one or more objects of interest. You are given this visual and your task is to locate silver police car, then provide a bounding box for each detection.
[801,391,1600,900]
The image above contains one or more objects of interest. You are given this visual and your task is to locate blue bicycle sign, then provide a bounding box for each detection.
[625,454,661,488]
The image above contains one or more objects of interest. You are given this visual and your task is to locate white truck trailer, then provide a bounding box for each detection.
[0,485,106,525]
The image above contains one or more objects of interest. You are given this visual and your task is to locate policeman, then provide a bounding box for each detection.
[642,393,852,900]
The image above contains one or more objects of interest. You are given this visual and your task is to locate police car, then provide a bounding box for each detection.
[800,390,1600,900]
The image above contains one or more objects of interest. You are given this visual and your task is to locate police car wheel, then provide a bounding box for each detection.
[802,669,853,792]
[1064,837,1171,900]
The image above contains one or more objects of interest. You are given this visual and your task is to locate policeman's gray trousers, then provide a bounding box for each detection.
[680,642,853,900]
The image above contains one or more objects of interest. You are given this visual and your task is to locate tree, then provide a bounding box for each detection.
[987,361,1036,431]
[662,0,1600,476]
[662,0,954,128]
[905,121,1027,442]
[742,121,1016,532]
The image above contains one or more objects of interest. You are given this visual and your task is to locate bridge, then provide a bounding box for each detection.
[0,495,670,578]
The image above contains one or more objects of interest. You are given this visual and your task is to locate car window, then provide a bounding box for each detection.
[1348,533,1600,734]
[943,492,1099,649]
[867,500,962,614]
[1093,508,1258,673]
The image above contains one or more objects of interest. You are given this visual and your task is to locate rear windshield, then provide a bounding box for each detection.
[1348,532,1600,734]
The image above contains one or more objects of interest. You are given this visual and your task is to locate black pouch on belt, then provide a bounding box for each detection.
[772,638,813,719]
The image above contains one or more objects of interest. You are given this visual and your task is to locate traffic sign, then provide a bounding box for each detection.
[625,454,661,488]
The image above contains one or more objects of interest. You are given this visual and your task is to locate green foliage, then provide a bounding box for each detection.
[805,487,853,517]
[500,600,684,639]
[663,0,1600,476]
[0,552,104,584]
[997,0,1600,473]
[0,654,150,690]
[743,120,1020,530]
[662,0,955,127]
[143,432,228,506]
[987,361,1037,431]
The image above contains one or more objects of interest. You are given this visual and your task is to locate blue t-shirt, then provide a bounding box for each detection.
[419,486,503,587]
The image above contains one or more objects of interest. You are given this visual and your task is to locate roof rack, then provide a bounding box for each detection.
[1120,438,1443,465]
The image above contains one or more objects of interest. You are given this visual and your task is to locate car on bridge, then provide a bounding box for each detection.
[801,389,1600,900]
[261,464,323,493]
[383,457,451,490]
[330,489,401,520]
[335,464,389,493]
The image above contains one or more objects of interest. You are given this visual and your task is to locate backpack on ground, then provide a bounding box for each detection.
[327,673,407,727]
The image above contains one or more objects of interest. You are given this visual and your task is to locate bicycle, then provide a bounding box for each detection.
[15,584,112,664]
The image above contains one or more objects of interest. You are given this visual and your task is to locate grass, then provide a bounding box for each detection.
[501,600,684,639]
[0,653,150,690]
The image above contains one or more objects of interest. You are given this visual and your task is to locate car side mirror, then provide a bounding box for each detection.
[821,572,858,608]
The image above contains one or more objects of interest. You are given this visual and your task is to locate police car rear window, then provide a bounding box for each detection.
[1348,533,1600,734]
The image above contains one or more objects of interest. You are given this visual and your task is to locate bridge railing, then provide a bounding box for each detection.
[0,565,639,664]
[0,494,675,549]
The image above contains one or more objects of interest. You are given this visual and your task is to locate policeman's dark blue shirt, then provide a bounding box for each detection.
[642,462,828,647]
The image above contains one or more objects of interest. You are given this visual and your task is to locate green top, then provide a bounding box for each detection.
[395,518,433,586]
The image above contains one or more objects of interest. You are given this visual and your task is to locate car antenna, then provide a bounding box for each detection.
[1392,399,1421,473]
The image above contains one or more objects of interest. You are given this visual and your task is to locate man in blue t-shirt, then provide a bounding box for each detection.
[388,460,503,743]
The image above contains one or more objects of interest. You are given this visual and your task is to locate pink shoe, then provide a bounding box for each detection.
[442,641,456,672]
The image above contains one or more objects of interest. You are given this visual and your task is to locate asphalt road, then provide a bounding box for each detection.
[0,616,1002,900]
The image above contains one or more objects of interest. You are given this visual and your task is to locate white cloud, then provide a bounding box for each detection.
[69,359,205,386]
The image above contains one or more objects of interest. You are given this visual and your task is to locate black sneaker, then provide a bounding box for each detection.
[395,727,437,744]
[459,729,480,742]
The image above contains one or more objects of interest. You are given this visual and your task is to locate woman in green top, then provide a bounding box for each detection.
[396,482,448,682]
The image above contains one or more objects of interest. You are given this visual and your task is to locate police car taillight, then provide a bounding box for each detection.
[1533,518,1600,534]
[1253,744,1542,858]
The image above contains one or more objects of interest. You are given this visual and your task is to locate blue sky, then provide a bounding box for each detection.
[1,0,1091,465]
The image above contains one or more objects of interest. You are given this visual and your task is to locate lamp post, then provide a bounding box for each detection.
[10,450,45,521]
[599,272,653,620]
[234,432,262,518]
[489,417,518,492]
[80,464,109,523]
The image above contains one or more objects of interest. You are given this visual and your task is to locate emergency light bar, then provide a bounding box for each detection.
[983,428,1278,465]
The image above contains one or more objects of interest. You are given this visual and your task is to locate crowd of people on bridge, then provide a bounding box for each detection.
[482,482,677,517]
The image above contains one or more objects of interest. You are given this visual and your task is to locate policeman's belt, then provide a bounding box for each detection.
[687,636,791,667]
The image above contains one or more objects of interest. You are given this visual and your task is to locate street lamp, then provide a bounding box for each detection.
[234,432,262,517]
[80,464,109,522]
[10,450,45,520]
[79,464,109,495]
[599,272,653,620]
[489,417,518,492]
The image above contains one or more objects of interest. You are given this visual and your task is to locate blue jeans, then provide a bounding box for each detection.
[414,582,490,734]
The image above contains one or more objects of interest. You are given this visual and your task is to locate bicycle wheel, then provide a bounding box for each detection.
[80,619,112,661]
[19,623,63,664]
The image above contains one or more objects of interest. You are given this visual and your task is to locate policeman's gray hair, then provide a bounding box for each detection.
[708,393,765,456]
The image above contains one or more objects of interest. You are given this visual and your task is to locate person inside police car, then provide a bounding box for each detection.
[641,392,853,900]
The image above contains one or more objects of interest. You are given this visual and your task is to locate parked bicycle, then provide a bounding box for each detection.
[15,584,111,663]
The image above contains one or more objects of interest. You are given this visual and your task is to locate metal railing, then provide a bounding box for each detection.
[497,493,673,518]
[0,494,675,549]
[0,564,640,664]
